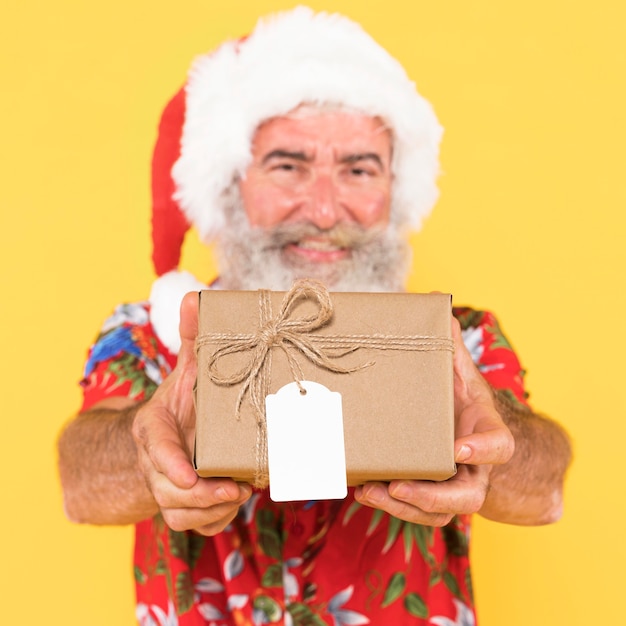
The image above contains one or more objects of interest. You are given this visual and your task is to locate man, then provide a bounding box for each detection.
[57,7,571,626]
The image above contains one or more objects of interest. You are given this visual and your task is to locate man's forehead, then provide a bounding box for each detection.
[263,102,389,127]
[251,104,393,153]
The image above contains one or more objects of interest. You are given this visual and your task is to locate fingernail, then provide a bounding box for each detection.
[362,484,384,504]
[456,444,472,463]
[389,481,410,499]
[216,485,237,502]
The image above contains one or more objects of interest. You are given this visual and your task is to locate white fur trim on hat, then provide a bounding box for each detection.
[172,5,443,241]
[149,270,206,354]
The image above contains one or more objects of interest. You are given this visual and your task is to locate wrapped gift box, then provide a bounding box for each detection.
[194,281,456,488]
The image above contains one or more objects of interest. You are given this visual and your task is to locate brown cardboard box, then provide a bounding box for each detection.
[194,282,456,487]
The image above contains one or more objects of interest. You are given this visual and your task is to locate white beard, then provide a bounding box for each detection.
[215,197,411,293]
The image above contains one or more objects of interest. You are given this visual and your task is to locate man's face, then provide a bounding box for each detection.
[241,108,393,239]
[217,107,410,292]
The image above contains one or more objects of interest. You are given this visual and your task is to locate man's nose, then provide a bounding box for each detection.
[303,174,343,229]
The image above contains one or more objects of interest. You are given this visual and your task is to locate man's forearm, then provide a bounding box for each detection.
[479,390,572,525]
[57,400,159,525]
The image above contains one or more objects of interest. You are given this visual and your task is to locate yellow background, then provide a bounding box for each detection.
[1,1,624,624]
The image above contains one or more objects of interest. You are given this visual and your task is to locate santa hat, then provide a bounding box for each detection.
[149,5,443,354]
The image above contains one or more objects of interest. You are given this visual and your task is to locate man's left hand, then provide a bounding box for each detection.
[354,316,515,526]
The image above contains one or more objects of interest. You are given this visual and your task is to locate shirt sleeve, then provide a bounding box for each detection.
[79,303,174,411]
[453,307,529,406]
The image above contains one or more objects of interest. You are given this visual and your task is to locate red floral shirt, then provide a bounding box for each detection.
[81,301,528,626]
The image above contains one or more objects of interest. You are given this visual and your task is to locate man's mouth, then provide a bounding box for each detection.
[284,237,350,263]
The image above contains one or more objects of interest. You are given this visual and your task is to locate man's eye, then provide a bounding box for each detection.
[273,163,297,172]
[350,167,373,177]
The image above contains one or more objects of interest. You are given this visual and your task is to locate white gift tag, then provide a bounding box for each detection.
[265,381,347,502]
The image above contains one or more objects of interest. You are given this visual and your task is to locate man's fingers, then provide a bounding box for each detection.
[390,466,490,515]
[150,475,251,510]
[355,467,491,525]
[355,482,452,527]
[193,508,242,536]
[150,477,252,533]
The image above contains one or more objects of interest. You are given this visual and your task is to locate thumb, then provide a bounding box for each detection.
[178,291,200,365]
[455,425,515,466]
[451,315,492,405]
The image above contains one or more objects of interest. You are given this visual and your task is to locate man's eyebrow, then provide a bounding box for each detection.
[261,149,311,164]
[340,153,385,170]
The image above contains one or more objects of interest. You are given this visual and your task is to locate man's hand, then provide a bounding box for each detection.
[131,291,252,535]
[354,316,516,526]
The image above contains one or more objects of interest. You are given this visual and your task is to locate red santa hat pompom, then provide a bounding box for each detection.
[149,5,443,353]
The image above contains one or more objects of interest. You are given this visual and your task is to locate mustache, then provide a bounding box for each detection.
[256,222,388,251]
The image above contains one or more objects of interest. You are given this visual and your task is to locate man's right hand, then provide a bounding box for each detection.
[131,291,252,535]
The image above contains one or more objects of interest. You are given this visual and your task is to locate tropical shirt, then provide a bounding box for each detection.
[80,299,529,626]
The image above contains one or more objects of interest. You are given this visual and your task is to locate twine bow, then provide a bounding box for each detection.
[196,279,364,423]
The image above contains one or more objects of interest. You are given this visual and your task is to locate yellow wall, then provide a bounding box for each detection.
[2,1,623,624]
